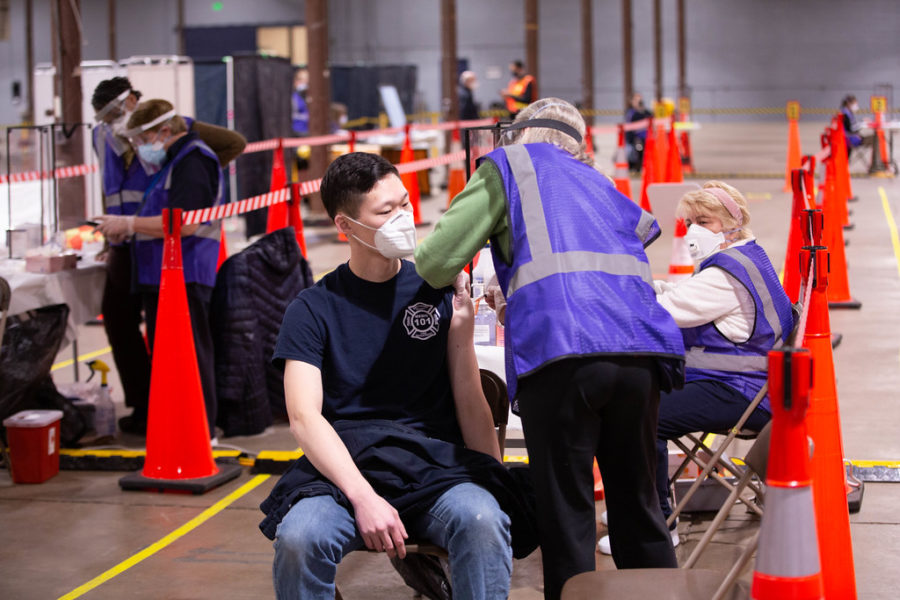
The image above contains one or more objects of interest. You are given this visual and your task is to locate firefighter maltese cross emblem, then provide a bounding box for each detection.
[403,302,440,340]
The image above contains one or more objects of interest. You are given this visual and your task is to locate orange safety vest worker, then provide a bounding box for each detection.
[504,74,536,115]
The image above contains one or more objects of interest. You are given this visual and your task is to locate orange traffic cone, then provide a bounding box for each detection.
[638,121,657,212]
[821,148,861,309]
[665,124,683,183]
[655,121,668,180]
[751,347,823,600]
[447,128,466,208]
[830,117,853,229]
[870,109,892,176]
[667,218,693,282]
[266,139,289,233]
[782,169,809,304]
[799,239,858,599]
[216,222,228,271]
[612,125,633,201]
[119,209,241,494]
[784,103,802,192]
[585,123,595,161]
[400,124,423,225]
[592,459,604,501]
[288,183,308,259]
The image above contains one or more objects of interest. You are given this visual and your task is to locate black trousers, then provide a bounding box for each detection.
[100,244,151,411]
[141,285,216,437]
[517,356,677,600]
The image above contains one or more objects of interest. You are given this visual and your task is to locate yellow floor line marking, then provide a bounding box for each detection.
[51,346,112,372]
[57,474,270,600]
[879,187,900,281]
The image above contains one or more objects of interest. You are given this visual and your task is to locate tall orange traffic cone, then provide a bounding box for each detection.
[667,218,693,282]
[784,102,802,192]
[655,121,668,179]
[584,123,595,161]
[799,239,858,599]
[782,169,809,304]
[266,139,289,233]
[870,108,892,176]
[612,125,633,201]
[638,121,657,212]
[119,209,241,494]
[751,347,823,600]
[400,124,423,224]
[830,117,853,229]
[821,146,861,309]
[288,183,308,259]
[216,222,228,271]
[665,124,683,183]
[447,128,466,208]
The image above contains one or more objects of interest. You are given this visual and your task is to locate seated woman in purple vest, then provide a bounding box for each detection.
[597,181,794,555]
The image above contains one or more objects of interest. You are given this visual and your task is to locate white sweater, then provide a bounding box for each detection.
[653,239,757,344]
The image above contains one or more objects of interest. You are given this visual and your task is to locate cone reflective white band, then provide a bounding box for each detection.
[754,486,821,577]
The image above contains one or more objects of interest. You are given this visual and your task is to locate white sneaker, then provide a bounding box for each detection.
[597,525,679,555]
[600,510,608,526]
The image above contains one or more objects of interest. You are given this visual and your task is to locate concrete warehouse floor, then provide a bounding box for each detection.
[2,122,900,599]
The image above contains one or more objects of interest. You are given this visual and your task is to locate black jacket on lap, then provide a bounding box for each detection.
[211,227,314,436]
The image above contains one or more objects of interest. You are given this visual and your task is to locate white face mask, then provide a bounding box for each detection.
[684,224,726,262]
[850,103,859,112]
[345,210,417,259]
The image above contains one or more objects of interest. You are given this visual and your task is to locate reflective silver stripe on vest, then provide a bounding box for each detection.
[105,188,144,212]
[721,247,783,343]
[754,486,821,578]
[635,209,656,243]
[503,145,653,296]
[685,347,768,372]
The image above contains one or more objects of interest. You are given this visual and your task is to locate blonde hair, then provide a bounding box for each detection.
[504,97,592,166]
[126,99,187,134]
[676,181,753,240]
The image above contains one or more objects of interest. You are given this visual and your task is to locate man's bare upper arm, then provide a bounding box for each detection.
[283,359,324,421]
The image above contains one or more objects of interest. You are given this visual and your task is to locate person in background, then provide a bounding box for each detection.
[93,99,224,440]
[840,94,873,158]
[292,68,310,136]
[90,78,245,436]
[459,70,480,121]
[597,182,794,555]
[414,98,684,600]
[261,152,535,599]
[329,102,349,133]
[500,60,536,118]
[625,92,652,173]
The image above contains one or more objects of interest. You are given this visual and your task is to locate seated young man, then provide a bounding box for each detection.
[259,153,534,600]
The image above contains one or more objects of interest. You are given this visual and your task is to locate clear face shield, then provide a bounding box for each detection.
[94,90,134,156]
[125,110,177,175]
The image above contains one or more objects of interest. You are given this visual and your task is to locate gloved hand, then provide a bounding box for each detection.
[485,275,506,325]
[93,215,135,244]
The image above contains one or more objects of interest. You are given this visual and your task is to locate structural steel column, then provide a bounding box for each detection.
[677,0,686,98]
[108,0,116,60]
[525,0,538,97]
[176,0,185,56]
[581,0,594,113]
[653,0,662,101]
[25,0,34,121]
[307,0,330,215]
[440,0,459,122]
[57,0,84,229]
[622,0,633,108]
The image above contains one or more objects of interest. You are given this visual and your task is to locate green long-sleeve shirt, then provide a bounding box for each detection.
[415,161,511,288]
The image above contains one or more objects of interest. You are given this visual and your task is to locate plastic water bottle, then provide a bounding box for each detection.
[87,360,116,438]
[473,284,497,346]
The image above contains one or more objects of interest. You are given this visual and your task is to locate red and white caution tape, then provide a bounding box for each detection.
[0,163,98,185]
[395,150,465,174]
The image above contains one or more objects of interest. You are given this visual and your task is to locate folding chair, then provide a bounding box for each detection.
[666,303,802,528]
[335,368,510,600]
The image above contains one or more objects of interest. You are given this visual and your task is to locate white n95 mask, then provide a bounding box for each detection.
[684,224,725,262]
[346,210,417,259]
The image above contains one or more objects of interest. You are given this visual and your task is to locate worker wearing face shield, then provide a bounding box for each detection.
[94,99,224,439]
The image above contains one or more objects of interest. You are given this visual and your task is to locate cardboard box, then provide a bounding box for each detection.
[24,253,78,273]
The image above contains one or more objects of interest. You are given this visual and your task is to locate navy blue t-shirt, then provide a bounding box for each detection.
[273,260,463,443]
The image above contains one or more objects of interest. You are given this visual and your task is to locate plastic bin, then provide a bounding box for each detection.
[2,410,63,483]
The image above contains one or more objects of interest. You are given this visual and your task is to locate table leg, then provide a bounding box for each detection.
[72,338,79,382]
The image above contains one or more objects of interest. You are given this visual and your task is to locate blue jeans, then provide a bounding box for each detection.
[655,379,771,520]
[272,482,512,600]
